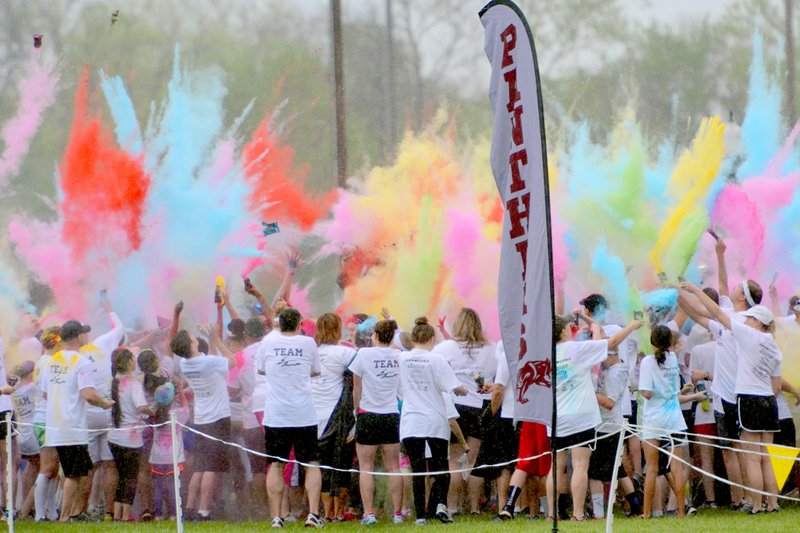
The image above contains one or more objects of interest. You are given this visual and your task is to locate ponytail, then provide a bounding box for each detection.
[650,325,672,367]
[110,348,134,429]
[111,376,121,428]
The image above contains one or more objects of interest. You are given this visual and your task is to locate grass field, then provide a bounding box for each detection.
[7,508,800,532]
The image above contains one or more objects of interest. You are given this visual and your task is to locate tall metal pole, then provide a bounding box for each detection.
[331,0,347,187]
[786,0,797,126]
[385,0,397,157]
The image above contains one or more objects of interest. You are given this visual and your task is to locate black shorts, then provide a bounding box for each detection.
[715,399,740,444]
[681,407,695,434]
[553,427,595,451]
[243,427,267,474]
[56,444,94,479]
[473,416,518,479]
[193,417,231,473]
[356,412,399,445]
[588,432,623,482]
[738,394,779,433]
[450,404,484,442]
[656,433,688,475]
[629,399,638,425]
[775,417,797,447]
[264,425,319,465]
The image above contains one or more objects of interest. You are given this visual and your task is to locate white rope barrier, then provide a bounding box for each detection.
[170,413,184,533]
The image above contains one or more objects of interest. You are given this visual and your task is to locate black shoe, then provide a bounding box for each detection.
[498,509,513,520]
[68,513,90,522]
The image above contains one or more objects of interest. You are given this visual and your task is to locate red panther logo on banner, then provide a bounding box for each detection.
[516,359,551,403]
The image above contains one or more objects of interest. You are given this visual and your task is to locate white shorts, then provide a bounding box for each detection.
[88,430,113,463]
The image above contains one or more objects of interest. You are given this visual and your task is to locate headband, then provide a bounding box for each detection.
[742,281,756,308]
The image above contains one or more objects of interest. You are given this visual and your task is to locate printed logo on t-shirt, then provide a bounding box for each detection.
[274,347,305,367]
[374,358,399,379]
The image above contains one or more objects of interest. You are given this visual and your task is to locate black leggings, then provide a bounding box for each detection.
[109,443,142,505]
[402,437,450,519]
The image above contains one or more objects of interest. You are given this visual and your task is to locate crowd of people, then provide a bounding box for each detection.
[0,238,797,526]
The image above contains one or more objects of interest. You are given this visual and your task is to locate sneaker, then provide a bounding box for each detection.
[305,513,324,529]
[701,501,717,509]
[141,511,154,522]
[414,518,427,526]
[686,506,697,516]
[392,513,404,524]
[284,515,298,523]
[361,513,378,526]
[498,509,513,520]
[435,504,453,524]
[272,517,284,529]
[68,513,91,522]
[739,503,754,514]
[767,505,781,513]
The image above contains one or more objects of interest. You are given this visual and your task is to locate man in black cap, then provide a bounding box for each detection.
[40,319,113,522]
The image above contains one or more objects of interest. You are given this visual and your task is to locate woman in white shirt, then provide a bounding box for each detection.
[546,313,641,521]
[312,313,356,521]
[640,325,706,519]
[400,318,468,525]
[350,319,402,526]
[683,282,782,513]
[432,308,496,514]
[108,348,154,521]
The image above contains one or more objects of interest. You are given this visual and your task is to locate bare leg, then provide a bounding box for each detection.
[760,432,778,511]
[721,448,744,505]
[740,431,764,509]
[446,443,464,511]
[569,447,592,519]
[642,439,660,518]
[305,464,322,516]
[545,450,567,519]
[698,436,716,504]
[267,463,286,519]
[198,472,219,513]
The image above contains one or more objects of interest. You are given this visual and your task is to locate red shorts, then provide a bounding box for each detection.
[516,422,551,476]
[695,423,717,436]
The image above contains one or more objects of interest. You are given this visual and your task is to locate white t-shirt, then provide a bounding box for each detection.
[639,352,687,440]
[399,349,460,440]
[179,355,231,425]
[40,349,95,446]
[688,341,716,425]
[349,346,401,414]
[108,376,148,448]
[33,354,51,424]
[252,330,281,414]
[226,344,260,430]
[493,343,515,419]
[0,338,11,413]
[596,361,629,434]
[433,339,496,408]
[727,320,782,396]
[312,344,356,433]
[709,311,745,406]
[12,382,39,456]
[552,340,608,437]
[258,334,321,428]
[150,405,190,465]
[81,312,125,431]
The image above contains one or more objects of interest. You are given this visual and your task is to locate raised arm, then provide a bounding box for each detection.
[273,251,302,306]
[169,301,183,345]
[198,324,236,369]
[222,285,240,321]
[607,320,643,351]
[716,239,729,298]
[682,282,731,330]
[678,289,712,330]
[245,279,274,321]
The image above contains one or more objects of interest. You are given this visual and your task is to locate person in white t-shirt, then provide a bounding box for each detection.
[10,360,40,520]
[684,282,782,513]
[431,307,496,515]
[312,312,356,521]
[41,320,114,522]
[107,348,154,521]
[172,325,236,521]
[545,312,641,522]
[399,317,468,525]
[350,319,402,526]
[258,308,324,529]
[688,339,718,507]
[32,327,61,522]
[639,325,706,519]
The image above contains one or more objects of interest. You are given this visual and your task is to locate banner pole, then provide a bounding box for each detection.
[605,425,628,533]
[5,412,13,533]
[170,413,183,533]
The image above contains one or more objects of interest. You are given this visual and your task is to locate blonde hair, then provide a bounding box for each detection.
[453,308,487,349]
[315,313,341,346]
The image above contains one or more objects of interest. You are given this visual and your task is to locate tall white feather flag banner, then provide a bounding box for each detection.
[480,0,554,425]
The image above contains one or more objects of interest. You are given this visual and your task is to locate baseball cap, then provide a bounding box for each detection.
[60,320,91,342]
[741,305,774,326]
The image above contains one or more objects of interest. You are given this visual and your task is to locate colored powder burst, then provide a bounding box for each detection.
[650,116,725,275]
[0,54,59,190]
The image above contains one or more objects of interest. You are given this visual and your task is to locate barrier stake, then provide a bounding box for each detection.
[6,412,13,533]
[171,413,183,533]
[605,424,627,533]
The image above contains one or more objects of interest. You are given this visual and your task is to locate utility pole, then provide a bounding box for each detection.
[331,0,347,188]
[786,0,797,125]
[385,0,397,157]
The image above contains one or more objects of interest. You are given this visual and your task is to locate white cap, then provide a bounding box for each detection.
[741,305,774,326]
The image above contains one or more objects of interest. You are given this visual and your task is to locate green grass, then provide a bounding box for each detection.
[8,508,800,532]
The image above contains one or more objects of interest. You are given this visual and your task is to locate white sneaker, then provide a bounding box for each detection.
[305,513,324,529]
[414,518,427,526]
[271,517,284,529]
[361,513,378,526]
[435,504,453,524]
[392,513,404,524]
